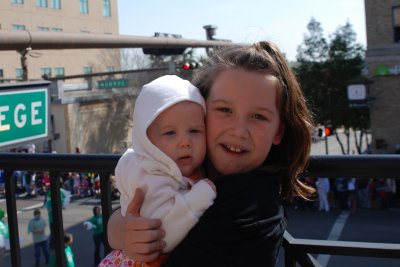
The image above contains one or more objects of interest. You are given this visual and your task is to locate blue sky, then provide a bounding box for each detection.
[117,0,366,61]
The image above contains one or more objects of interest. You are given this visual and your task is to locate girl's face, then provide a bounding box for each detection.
[206,69,284,176]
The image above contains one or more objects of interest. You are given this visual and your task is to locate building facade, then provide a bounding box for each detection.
[365,0,400,153]
[0,0,119,81]
[0,0,138,154]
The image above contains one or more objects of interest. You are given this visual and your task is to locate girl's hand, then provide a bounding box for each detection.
[121,188,166,262]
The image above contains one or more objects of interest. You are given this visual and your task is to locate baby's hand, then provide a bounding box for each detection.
[203,178,217,193]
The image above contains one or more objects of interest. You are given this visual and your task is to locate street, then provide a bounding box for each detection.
[1,194,120,267]
[2,193,399,267]
[310,129,371,155]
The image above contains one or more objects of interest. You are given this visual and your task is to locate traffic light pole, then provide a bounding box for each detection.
[325,137,329,155]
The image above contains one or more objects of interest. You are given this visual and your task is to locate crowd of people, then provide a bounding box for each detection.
[296,177,398,212]
[3,169,121,203]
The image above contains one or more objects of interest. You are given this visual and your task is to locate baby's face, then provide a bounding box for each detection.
[147,101,206,177]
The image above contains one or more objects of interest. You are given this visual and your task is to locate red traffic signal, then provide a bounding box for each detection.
[324,127,333,136]
[181,62,202,70]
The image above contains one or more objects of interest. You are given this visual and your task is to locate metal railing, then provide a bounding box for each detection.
[0,153,399,267]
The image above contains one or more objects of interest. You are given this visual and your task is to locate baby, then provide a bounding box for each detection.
[100,75,216,267]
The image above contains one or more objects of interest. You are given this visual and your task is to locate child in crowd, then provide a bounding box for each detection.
[64,233,75,267]
[27,209,49,267]
[48,233,74,267]
[99,75,216,266]
[0,208,8,267]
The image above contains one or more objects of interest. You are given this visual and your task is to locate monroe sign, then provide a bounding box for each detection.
[0,82,50,149]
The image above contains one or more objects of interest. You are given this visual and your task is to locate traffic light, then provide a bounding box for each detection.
[324,127,333,136]
[181,62,202,71]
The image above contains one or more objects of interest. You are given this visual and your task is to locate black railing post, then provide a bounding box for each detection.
[283,231,297,267]
[49,171,66,267]
[4,169,21,267]
[284,249,297,267]
[99,172,112,253]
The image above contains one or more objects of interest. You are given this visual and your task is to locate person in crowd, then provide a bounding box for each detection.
[99,75,216,267]
[347,177,357,212]
[316,177,330,212]
[93,174,101,198]
[335,177,348,210]
[46,186,69,250]
[41,171,51,207]
[386,178,397,208]
[64,233,75,267]
[0,170,5,197]
[81,175,90,197]
[27,209,49,267]
[72,172,81,196]
[49,233,75,267]
[105,41,315,266]
[375,178,391,209]
[0,208,9,267]
[84,206,105,266]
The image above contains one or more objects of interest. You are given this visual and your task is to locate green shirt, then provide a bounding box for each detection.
[65,246,74,267]
[88,215,103,236]
[0,220,9,248]
[46,189,65,224]
[0,220,9,239]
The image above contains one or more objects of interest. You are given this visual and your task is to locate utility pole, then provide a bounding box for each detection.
[325,137,329,155]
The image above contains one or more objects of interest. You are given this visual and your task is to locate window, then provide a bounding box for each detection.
[102,0,111,17]
[16,68,23,79]
[54,67,65,77]
[106,66,115,72]
[37,26,49,31]
[12,24,26,30]
[51,0,61,9]
[80,30,90,34]
[40,67,52,78]
[393,6,400,42]
[80,0,89,14]
[0,69,3,83]
[11,0,24,4]
[51,27,62,32]
[83,66,92,74]
[36,0,48,8]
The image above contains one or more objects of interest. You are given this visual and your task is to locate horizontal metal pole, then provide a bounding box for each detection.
[307,155,400,178]
[288,237,400,259]
[283,231,400,260]
[0,153,119,172]
[0,30,236,51]
[1,154,399,178]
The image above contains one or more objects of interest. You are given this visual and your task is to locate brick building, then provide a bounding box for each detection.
[0,0,139,154]
[0,0,119,81]
[365,0,400,153]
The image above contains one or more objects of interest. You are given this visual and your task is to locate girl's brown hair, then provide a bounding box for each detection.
[192,41,315,201]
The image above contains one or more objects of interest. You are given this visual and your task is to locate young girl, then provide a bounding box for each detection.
[107,41,315,266]
[100,75,216,266]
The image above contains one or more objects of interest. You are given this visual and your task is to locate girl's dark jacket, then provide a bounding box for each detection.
[162,169,287,267]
